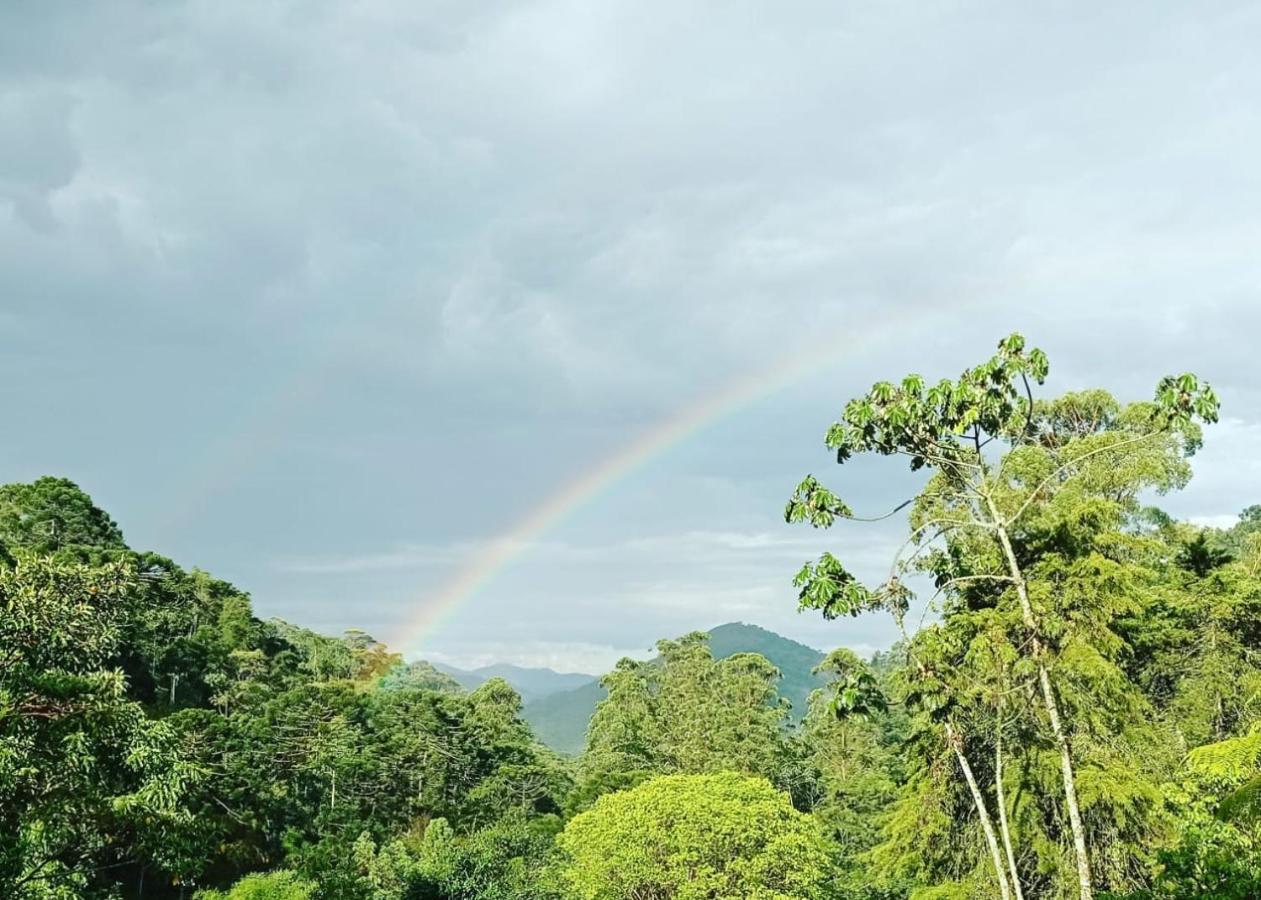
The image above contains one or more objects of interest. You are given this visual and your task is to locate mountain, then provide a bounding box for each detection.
[522,678,608,753]
[432,661,597,704]
[520,622,829,755]
[706,622,826,719]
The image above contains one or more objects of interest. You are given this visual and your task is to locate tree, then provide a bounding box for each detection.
[378,660,463,694]
[0,476,126,556]
[579,633,790,805]
[404,812,563,900]
[1177,532,1234,578]
[195,871,317,900]
[786,335,1218,899]
[0,554,196,897]
[557,773,836,900]
[801,649,904,892]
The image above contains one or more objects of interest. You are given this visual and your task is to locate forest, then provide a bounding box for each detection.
[5,336,1261,899]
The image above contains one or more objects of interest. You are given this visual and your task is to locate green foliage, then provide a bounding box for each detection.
[1175,532,1233,577]
[408,812,563,899]
[0,554,197,897]
[0,332,1256,900]
[815,648,889,721]
[785,335,1227,899]
[523,623,827,756]
[196,871,317,900]
[801,651,906,894]
[378,660,463,694]
[0,476,126,556]
[557,772,837,899]
[579,633,792,807]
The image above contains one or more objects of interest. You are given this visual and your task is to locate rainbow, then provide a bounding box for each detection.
[393,324,899,657]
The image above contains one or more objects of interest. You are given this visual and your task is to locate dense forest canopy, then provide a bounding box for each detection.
[4,337,1261,898]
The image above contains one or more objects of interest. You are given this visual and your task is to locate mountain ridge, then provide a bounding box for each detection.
[431,661,598,704]
[520,622,829,754]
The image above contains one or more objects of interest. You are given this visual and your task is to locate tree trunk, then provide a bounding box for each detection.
[990,512,1093,900]
[896,620,1011,898]
[995,727,1025,900]
[947,722,1012,900]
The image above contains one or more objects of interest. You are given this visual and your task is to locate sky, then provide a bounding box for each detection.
[3,1,1261,673]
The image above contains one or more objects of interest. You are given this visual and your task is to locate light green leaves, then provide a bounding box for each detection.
[813,333,1054,479]
[784,475,852,527]
[792,554,912,623]
[557,773,836,900]
[793,553,871,618]
[1187,726,1261,784]
[1155,372,1220,429]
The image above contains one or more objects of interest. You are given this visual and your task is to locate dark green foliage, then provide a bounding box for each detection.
[1176,532,1233,577]
[0,476,126,556]
[0,555,196,897]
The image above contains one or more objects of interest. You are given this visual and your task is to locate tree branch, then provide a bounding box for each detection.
[1002,431,1161,528]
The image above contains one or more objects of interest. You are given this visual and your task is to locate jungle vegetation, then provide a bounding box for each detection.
[4,335,1260,899]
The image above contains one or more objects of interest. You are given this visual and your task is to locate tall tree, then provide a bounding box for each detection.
[579,633,790,805]
[0,555,196,897]
[557,773,835,900]
[0,476,126,556]
[801,649,904,890]
[786,335,1218,899]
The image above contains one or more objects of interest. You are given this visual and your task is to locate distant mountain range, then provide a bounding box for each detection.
[429,623,829,755]
[431,661,598,704]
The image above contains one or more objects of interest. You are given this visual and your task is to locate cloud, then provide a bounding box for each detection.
[0,85,79,230]
[274,527,891,583]
[423,640,651,675]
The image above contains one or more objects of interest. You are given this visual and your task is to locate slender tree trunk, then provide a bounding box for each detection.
[995,726,1025,900]
[897,618,1011,898]
[989,507,1093,900]
[946,722,1012,900]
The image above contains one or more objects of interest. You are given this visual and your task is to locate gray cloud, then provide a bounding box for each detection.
[2,1,1259,668]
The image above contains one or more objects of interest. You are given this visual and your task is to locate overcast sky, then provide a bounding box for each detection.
[4,1,1260,673]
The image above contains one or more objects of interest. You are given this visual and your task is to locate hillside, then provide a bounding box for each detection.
[521,622,828,754]
[706,622,826,718]
[522,678,608,753]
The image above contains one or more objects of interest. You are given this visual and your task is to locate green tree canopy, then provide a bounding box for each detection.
[786,335,1219,900]
[0,476,126,556]
[579,633,790,804]
[0,554,195,897]
[196,870,317,900]
[557,772,835,900]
